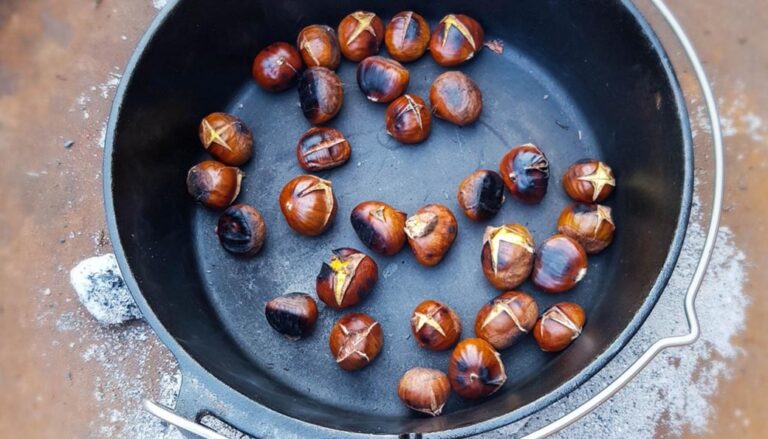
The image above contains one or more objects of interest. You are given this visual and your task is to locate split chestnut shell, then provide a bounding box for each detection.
[316,248,379,309]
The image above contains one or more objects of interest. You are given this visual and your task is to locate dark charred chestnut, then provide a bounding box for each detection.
[457,170,505,221]
[198,112,253,166]
[298,67,344,125]
[429,71,482,126]
[278,175,336,236]
[316,248,379,309]
[562,159,616,203]
[251,42,303,92]
[297,25,341,70]
[397,368,451,416]
[337,11,384,61]
[350,201,407,256]
[216,204,266,256]
[429,14,484,67]
[186,160,243,209]
[404,204,458,267]
[296,127,351,172]
[410,300,461,351]
[557,204,615,254]
[329,312,383,370]
[385,94,432,144]
[481,224,535,290]
[531,234,588,293]
[356,56,409,103]
[448,338,506,400]
[474,291,538,350]
[385,11,431,62]
[264,293,318,340]
[499,144,550,204]
[533,302,586,352]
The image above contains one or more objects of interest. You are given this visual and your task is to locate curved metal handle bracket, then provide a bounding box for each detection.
[144,400,228,439]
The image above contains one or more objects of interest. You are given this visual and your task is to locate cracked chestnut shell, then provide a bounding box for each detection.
[385,94,431,144]
[481,224,535,290]
[429,14,484,67]
[457,170,505,221]
[278,175,336,236]
[296,127,351,172]
[264,293,318,340]
[448,338,506,400]
[398,368,451,416]
[385,11,431,62]
[474,291,538,350]
[186,160,243,209]
[429,71,483,126]
[532,234,588,293]
[337,11,384,61]
[298,67,344,125]
[533,302,586,352]
[410,300,461,351]
[404,204,458,267]
[216,204,266,256]
[297,25,341,70]
[329,313,383,371]
[252,42,303,92]
[499,144,550,204]
[356,56,409,103]
[316,248,379,309]
[350,201,407,256]
[562,159,616,203]
[557,204,615,254]
[198,112,253,166]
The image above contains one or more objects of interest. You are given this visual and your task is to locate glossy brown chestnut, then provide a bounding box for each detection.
[562,159,616,203]
[297,67,344,125]
[385,94,431,144]
[337,11,384,61]
[186,160,243,209]
[198,112,253,166]
[429,71,483,126]
[531,234,588,293]
[499,144,550,204]
[216,204,266,256]
[448,338,506,400]
[264,293,318,340]
[410,300,461,351]
[397,368,451,416]
[385,11,431,62]
[296,24,341,70]
[316,248,379,309]
[329,313,383,371]
[296,127,351,172]
[557,203,615,254]
[457,170,505,221]
[278,175,336,236]
[356,56,409,103]
[474,291,538,350]
[481,224,535,290]
[350,201,407,256]
[429,14,485,67]
[251,42,303,92]
[404,204,458,267]
[533,302,586,352]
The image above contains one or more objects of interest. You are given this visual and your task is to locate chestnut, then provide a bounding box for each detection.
[296,127,351,172]
[252,42,303,92]
[429,71,482,126]
[350,201,407,256]
[480,224,535,290]
[531,234,588,293]
[397,368,451,416]
[216,204,266,256]
[297,67,344,125]
[198,112,253,166]
[385,11,430,62]
[356,56,409,103]
[562,159,616,203]
[533,302,586,352]
[316,248,379,309]
[337,11,384,61]
[329,312,383,371]
[186,160,243,209]
[557,204,615,254]
[448,338,506,400]
[499,144,550,204]
[385,94,432,144]
[278,175,336,236]
[429,14,484,67]
[474,291,538,350]
[404,204,458,267]
[264,293,318,340]
[297,25,341,70]
[457,170,505,221]
[410,300,461,351]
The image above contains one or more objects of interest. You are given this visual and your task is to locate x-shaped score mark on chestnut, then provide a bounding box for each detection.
[412,311,447,336]
[200,118,233,152]
[440,14,477,50]
[335,321,380,364]
[577,161,616,202]
[488,226,534,274]
[346,11,379,46]
[480,297,528,333]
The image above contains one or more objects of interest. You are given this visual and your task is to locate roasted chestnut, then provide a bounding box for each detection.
[448,338,506,400]
[316,248,379,309]
[474,291,538,350]
[356,56,409,103]
[404,204,458,267]
[557,204,615,254]
[410,300,461,351]
[499,144,550,204]
[562,159,616,203]
[337,11,384,61]
[297,67,344,125]
[350,201,407,256]
[385,11,431,62]
[252,42,303,92]
[216,204,266,256]
[480,224,535,290]
[297,24,341,70]
[186,160,243,209]
[385,94,431,144]
[429,14,484,67]
[329,312,384,370]
[397,368,451,416]
[429,71,482,126]
[531,234,588,293]
[533,302,586,352]
[198,112,253,166]
[278,175,336,236]
[457,170,505,221]
[296,127,351,172]
[264,293,318,340]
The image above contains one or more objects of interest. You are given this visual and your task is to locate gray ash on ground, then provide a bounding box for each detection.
[69,253,142,325]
